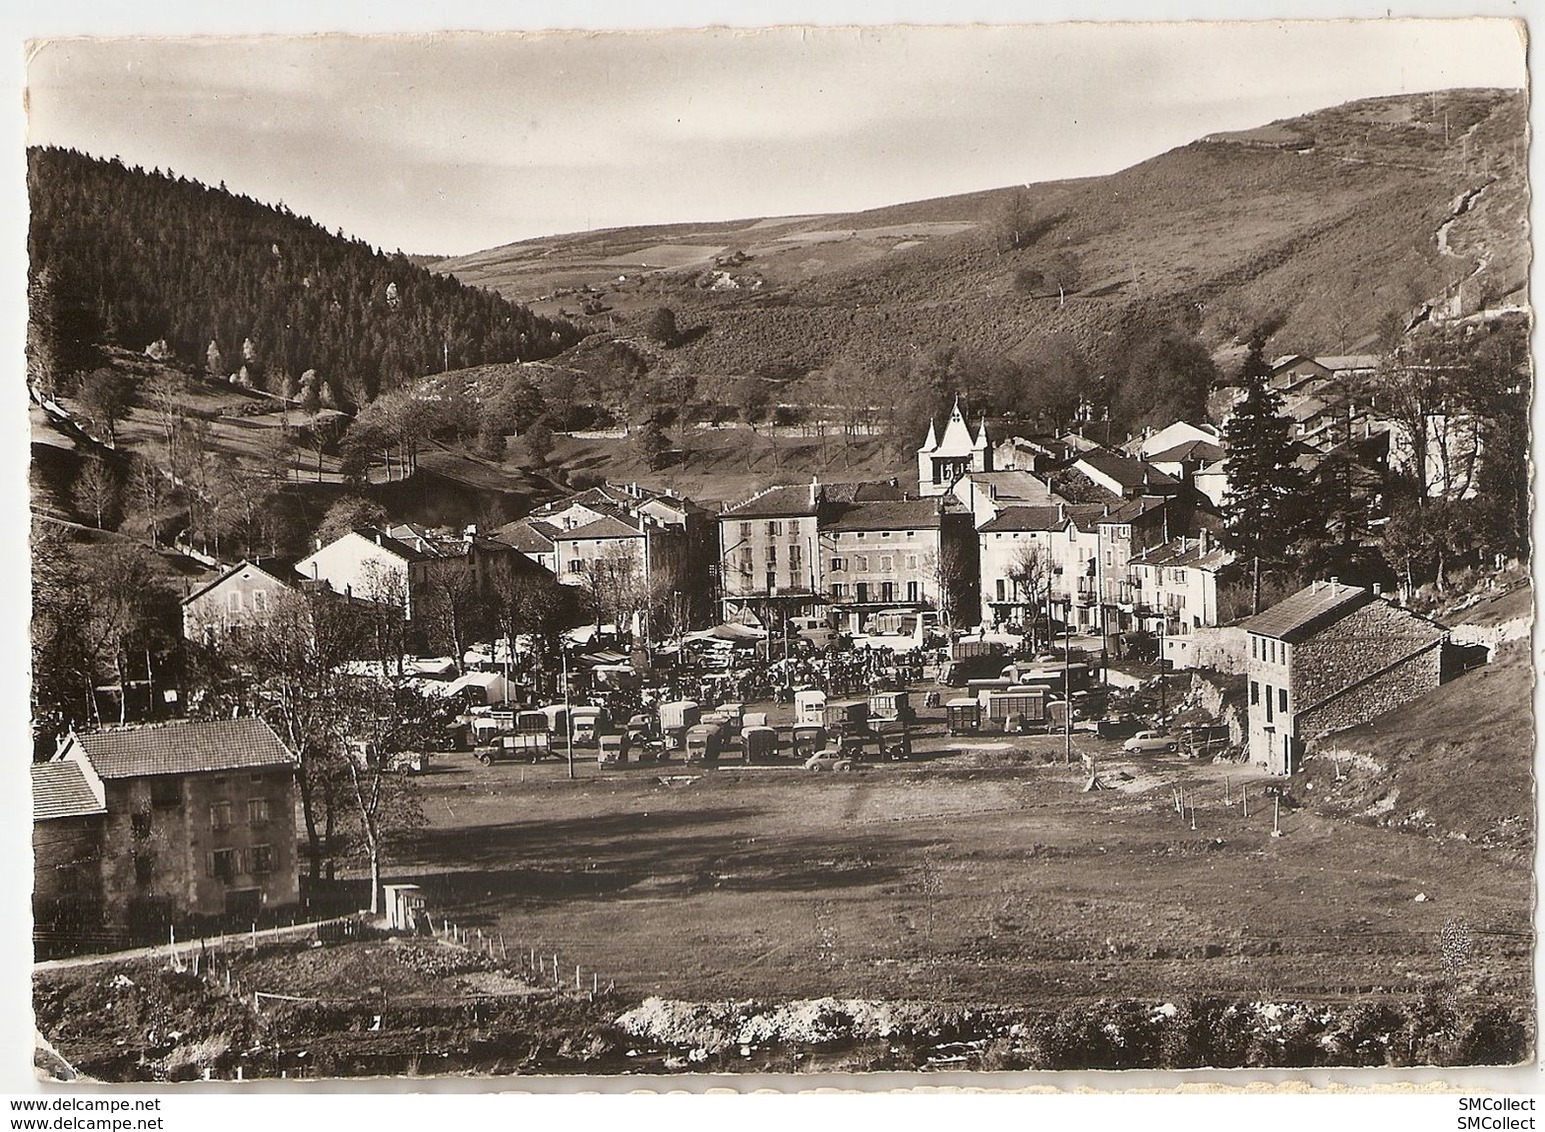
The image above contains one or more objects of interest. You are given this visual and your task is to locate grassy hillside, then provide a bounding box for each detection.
[1304,639,1533,854]
[435,88,1526,379]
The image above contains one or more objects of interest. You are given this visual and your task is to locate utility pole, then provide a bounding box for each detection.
[562,648,575,780]
[1064,600,1072,766]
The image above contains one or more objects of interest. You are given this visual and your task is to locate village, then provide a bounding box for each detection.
[29,329,1535,1079]
[22,44,1533,1080]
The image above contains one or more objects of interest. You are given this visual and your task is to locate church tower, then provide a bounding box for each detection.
[918,398,992,496]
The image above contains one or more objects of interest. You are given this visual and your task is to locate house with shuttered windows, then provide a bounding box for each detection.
[35,718,299,941]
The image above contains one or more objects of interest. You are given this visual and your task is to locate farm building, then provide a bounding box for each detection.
[1241,580,1447,775]
[34,718,301,947]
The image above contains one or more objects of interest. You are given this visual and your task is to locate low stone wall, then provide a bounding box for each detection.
[1176,626,1248,674]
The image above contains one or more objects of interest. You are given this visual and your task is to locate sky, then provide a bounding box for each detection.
[23,18,1528,258]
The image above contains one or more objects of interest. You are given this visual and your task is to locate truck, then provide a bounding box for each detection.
[795,689,827,725]
[984,687,1048,731]
[940,640,1009,687]
[476,730,552,765]
[683,723,725,765]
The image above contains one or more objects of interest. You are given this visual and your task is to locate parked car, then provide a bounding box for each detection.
[1122,730,1178,753]
[804,748,856,772]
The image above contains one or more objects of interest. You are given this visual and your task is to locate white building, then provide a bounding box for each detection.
[1127,531,1234,669]
[917,399,991,497]
[296,527,436,619]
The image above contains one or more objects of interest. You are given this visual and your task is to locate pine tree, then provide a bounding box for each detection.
[1220,342,1309,612]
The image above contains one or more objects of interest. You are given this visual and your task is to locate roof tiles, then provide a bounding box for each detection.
[32,761,105,821]
[70,718,295,780]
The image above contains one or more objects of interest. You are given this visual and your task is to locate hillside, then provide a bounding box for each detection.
[27,148,583,408]
[1304,638,1533,853]
[435,88,1527,380]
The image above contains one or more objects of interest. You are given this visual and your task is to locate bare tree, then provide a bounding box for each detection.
[921,544,966,630]
[226,586,367,885]
[1005,541,1052,643]
[589,543,646,630]
[338,683,430,914]
[73,455,122,529]
[419,557,484,673]
[357,559,410,678]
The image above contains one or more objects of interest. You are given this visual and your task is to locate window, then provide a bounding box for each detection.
[879,556,893,572]
[907,555,917,570]
[789,519,801,536]
[1250,681,1259,705]
[767,520,782,536]
[765,544,778,565]
[765,571,776,592]
[1251,636,1258,660]
[789,570,801,590]
[226,591,242,614]
[1265,685,1274,722]
[211,849,239,883]
[830,557,845,572]
[996,578,1006,601]
[209,801,232,831]
[251,845,274,875]
[855,582,869,603]
[131,811,152,838]
[1278,687,1288,713]
[855,532,866,540]
[907,581,919,602]
[855,556,869,572]
[150,778,180,808]
[251,589,267,614]
[740,522,751,539]
[247,798,270,826]
[134,855,153,886]
[881,582,896,603]
[881,531,892,538]
[830,583,845,599]
[790,545,802,569]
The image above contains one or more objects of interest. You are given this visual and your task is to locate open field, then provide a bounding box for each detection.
[390,710,1531,1012]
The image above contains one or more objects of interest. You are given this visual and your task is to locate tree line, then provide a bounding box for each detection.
[27,147,582,411]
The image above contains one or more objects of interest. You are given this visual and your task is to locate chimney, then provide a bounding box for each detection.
[1373,582,1382,596]
[1330,575,1340,587]
[1200,529,1209,554]
[1057,503,1066,523]
[314,537,323,551]
[376,532,383,546]
[810,475,820,507]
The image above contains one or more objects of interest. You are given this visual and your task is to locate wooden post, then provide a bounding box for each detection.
[1224,776,1230,804]
[1273,794,1280,835]
[1242,788,1248,818]
[576,964,581,991]
[553,953,559,981]
[593,973,599,996]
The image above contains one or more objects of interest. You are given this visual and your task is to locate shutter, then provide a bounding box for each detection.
[206,851,216,878]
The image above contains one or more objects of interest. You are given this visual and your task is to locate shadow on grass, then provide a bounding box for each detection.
[395,803,928,922]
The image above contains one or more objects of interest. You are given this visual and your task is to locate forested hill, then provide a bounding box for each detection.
[27,147,582,409]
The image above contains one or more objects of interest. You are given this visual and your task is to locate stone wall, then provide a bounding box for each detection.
[1181,625,1248,674]
[1300,644,1442,740]
[1290,601,1446,717]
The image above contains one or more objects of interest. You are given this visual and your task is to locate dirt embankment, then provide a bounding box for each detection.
[1303,640,1533,853]
[35,932,1529,1081]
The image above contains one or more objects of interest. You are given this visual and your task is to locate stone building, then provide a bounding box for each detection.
[34,718,301,944]
[1241,581,1447,774]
